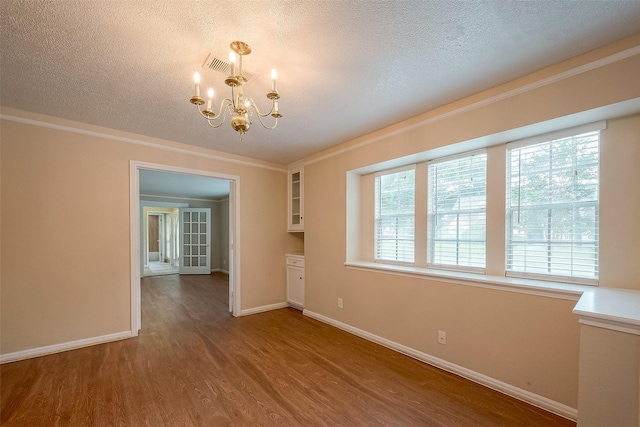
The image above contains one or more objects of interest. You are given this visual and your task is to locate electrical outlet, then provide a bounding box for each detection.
[337,298,343,308]
[438,330,447,345]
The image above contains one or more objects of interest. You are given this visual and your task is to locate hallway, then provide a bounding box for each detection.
[144,261,179,276]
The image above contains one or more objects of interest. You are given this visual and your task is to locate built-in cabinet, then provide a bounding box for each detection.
[288,165,304,232]
[286,254,304,309]
[286,162,304,308]
[573,289,640,426]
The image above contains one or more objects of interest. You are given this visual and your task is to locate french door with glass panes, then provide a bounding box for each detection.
[179,208,211,274]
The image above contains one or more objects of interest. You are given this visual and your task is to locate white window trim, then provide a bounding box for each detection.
[374,164,416,264]
[427,148,487,165]
[506,271,598,286]
[427,150,487,273]
[505,126,601,286]
[374,163,416,177]
[374,259,415,267]
[507,120,606,150]
[427,263,486,275]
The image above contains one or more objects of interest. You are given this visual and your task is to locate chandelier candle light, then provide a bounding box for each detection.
[190,41,282,138]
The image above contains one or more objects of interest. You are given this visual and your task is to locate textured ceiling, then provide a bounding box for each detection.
[2,1,640,165]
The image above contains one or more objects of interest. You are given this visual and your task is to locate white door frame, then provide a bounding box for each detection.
[129,161,241,335]
[170,210,179,267]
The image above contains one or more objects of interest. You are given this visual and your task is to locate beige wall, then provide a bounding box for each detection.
[599,115,640,290]
[303,35,640,411]
[0,113,296,355]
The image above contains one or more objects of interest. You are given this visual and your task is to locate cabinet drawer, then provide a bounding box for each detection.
[286,257,305,267]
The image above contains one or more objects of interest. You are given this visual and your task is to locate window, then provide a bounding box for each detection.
[506,130,600,284]
[356,121,605,287]
[375,166,415,264]
[428,152,487,271]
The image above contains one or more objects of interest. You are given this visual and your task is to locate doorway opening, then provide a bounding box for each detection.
[130,161,241,335]
[144,209,180,276]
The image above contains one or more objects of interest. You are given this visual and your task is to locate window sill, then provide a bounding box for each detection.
[344,261,590,301]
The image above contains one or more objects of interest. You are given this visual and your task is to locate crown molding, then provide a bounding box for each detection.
[0,111,287,173]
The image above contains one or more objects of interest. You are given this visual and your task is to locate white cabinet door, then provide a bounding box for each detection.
[288,166,304,232]
[286,255,305,309]
[179,208,211,275]
[287,265,304,308]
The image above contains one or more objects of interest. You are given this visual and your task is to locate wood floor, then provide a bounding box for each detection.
[1,273,575,426]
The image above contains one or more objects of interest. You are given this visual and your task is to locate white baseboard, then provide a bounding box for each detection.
[0,331,132,364]
[210,268,229,274]
[240,302,289,316]
[287,301,304,311]
[303,309,577,421]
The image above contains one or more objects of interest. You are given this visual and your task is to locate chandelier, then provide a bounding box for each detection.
[189,41,281,138]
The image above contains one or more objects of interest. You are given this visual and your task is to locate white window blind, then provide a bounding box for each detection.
[375,166,415,264]
[428,152,487,271]
[506,130,600,284]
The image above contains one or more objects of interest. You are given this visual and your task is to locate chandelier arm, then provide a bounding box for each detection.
[251,106,279,130]
[246,98,274,118]
[196,98,232,121]
[206,120,226,129]
[210,100,241,131]
[207,98,238,129]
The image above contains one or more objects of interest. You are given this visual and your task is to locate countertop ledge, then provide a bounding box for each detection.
[573,288,640,335]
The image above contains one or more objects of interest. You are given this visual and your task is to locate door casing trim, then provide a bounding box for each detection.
[129,161,241,334]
